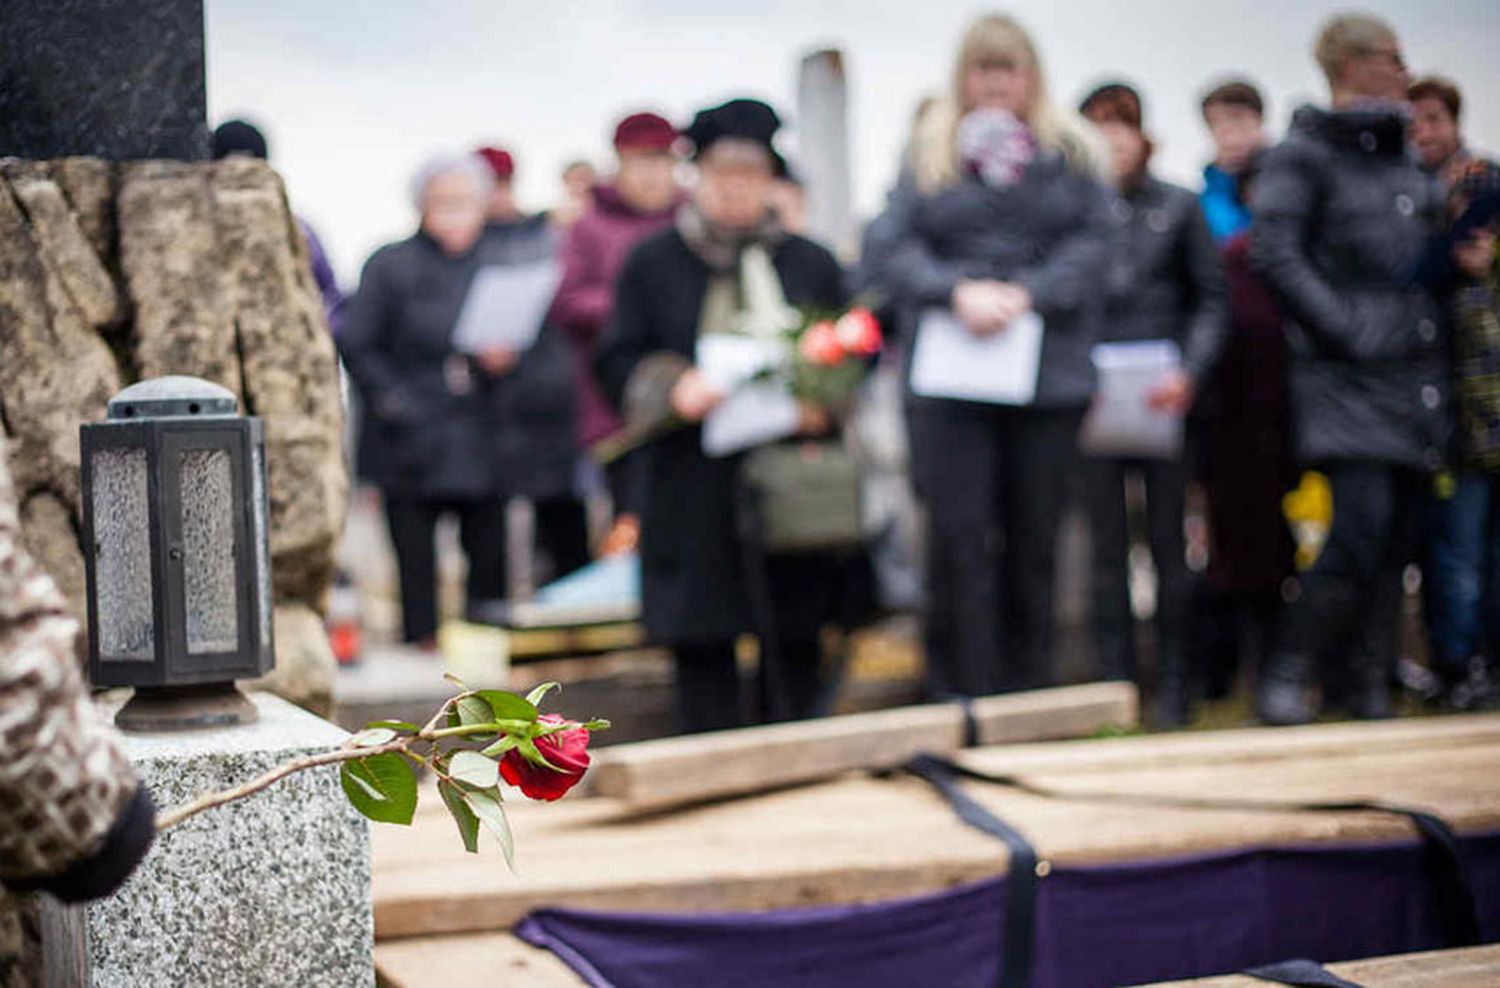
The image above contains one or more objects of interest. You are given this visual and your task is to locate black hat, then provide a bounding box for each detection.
[211,119,269,161]
[683,98,786,175]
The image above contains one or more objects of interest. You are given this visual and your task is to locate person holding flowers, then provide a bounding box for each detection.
[595,98,875,734]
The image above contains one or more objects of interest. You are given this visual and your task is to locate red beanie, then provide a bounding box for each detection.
[476,146,515,180]
[613,112,677,153]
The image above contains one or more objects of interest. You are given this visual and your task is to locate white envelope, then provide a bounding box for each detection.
[1079,339,1184,459]
[696,334,799,458]
[909,309,1043,406]
[450,260,561,354]
[701,379,800,458]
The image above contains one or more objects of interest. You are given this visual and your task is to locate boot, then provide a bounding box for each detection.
[1347,573,1401,720]
[1256,650,1316,726]
[1153,636,1193,729]
[1096,628,1136,683]
[1257,576,1360,726]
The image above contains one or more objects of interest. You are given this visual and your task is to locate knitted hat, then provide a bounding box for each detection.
[211,119,268,160]
[613,112,678,152]
[476,146,515,180]
[1079,82,1145,130]
[683,98,786,174]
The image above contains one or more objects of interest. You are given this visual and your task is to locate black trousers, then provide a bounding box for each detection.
[384,496,506,644]
[1279,461,1423,693]
[671,637,824,735]
[1084,456,1190,682]
[534,497,591,581]
[907,401,1083,697]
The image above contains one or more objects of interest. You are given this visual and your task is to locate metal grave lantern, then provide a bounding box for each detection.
[81,376,274,730]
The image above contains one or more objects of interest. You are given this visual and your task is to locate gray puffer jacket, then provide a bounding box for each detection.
[1250,104,1450,469]
[864,152,1115,408]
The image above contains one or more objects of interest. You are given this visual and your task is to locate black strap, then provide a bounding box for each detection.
[1243,959,1364,988]
[906,754,1037,988]
[901,752,1481,987]
[959,696,981,748]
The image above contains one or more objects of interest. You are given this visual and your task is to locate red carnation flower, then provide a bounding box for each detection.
[799,320,845,367]
[834,308,883,356]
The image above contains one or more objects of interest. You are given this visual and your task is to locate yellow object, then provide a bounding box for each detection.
[1434,470,1457,501]
[438,620,511,688]
[1283,471,1332,571]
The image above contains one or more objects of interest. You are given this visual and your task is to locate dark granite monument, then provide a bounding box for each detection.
[0,0,208,160]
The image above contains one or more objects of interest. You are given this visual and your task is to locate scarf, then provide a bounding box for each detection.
[676,202,786,274]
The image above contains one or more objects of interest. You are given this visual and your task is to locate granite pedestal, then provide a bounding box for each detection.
[47,693,373,986]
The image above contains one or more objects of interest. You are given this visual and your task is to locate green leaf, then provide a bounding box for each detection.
[480,735,521,758]
[452,695,497,736]
[465,787,516,872]
[581,719,612,732]
[477,689,538,723]
[448,750,500,789]
[339,753,418,825]
[525,681,561,707]
[350,727,398,747]
[443,672,469,689]
[341,767,385,802]
[438,780,480,854]
[364,719,419,732]
[517,737,567,773]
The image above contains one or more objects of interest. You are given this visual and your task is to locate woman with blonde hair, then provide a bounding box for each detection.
[863,12,1114,697]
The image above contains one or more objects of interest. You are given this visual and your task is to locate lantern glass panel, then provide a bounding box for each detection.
[250,437,272,646]
[180,448,239,654]
[93,447,154,661]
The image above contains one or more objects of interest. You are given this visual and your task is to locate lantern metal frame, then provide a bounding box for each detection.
[80,377,274,730]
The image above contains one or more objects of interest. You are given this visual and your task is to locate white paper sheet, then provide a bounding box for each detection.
[696,334,785,393]
[909,309,1044,406]
[702,379,800,457]
[696,335,799,457]
[1079,339,1184,459]
[450,260,562,354]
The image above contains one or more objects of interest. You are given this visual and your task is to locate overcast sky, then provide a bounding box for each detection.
[205,0,1500,285]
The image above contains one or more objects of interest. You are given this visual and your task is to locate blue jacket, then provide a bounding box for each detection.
[1201,163,1252,242]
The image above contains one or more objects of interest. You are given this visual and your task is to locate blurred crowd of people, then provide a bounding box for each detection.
[219,8,1500,734]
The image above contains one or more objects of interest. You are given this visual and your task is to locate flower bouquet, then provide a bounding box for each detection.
[787,305,884,412]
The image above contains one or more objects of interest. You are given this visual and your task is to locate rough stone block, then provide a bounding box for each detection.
[59,693,374,986]
[118,160,240,393]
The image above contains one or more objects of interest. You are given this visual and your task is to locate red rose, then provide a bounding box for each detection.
[834,308,883,356]
[799,320,845,367]
[499,714,591,801]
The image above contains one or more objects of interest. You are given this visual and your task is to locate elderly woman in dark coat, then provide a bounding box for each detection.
[339,152,575,647]
[1078,82,1229,726]
[862,13,1114,698]
[595,99,860,733]
[1251,14,1448,724]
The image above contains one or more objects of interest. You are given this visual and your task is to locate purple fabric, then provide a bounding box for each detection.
[515,832,1500,988]
[298,217,345,334]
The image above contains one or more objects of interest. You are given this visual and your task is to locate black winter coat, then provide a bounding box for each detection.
[862,153,1115,407]
[339,218,576,500]
[595,229,849,645]
[1250,105,1449,469]
[1100,176,1228,382]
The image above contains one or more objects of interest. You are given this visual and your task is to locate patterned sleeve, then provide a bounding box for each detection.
[0,447,153,900]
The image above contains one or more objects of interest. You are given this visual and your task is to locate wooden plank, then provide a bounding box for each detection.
[376,933,584,988]
[1146,944,1500,987]
[373,722,1500,940]
[587,682,1138,811]
[377,936,1500,988]
[960,710,1500,777]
